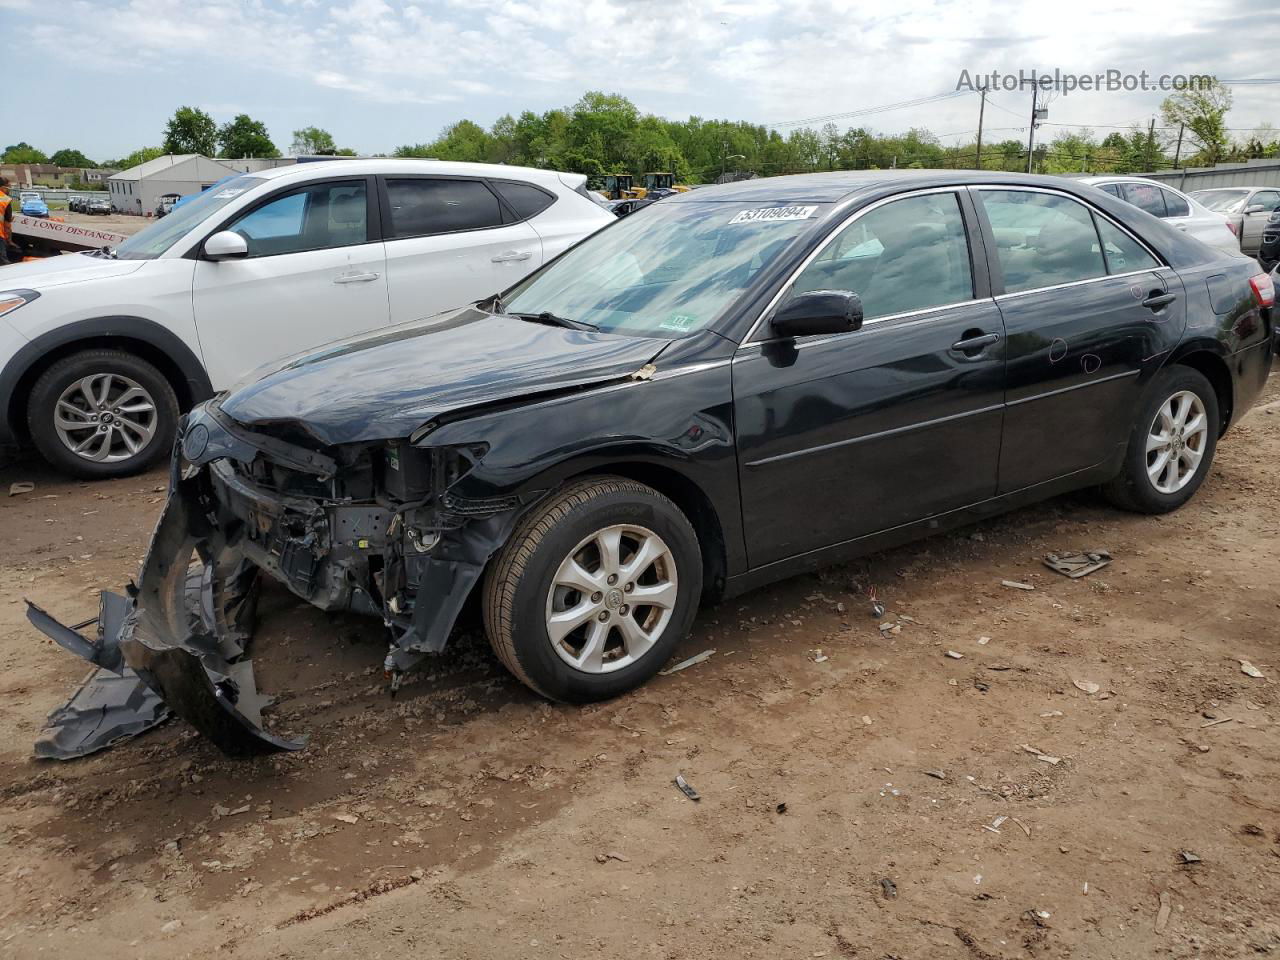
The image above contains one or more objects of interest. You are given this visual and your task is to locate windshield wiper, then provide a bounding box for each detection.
[509,310,599,332]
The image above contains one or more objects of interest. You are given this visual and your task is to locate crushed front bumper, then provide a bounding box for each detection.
[28,402,529,759]
[28,469,305,758]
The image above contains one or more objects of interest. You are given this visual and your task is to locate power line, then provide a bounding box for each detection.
[765,90,968,129]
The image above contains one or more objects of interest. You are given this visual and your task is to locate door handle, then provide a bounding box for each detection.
[1141,291,1177,311]
[950,331,1001,355]
[333,272,380,284]
[491,251,532,263]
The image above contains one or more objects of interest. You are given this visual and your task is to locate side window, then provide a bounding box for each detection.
[384,178,504,238]
[1160,188,1190,218]
[1094,217,1159,274]
[227,181,368,257]
[1253,191,1280,213]
[1120,182,1168,218]
[491,181,555,220]
[1098,183,1123,198]
[791,192,973,320]
[979,190,1106,293]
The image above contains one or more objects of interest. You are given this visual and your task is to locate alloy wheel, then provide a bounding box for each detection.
[53,373,158,464]
[1146,389,1208,494]
[544,523,679,674]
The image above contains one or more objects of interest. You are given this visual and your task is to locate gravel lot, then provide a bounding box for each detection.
[0,369,1277,959]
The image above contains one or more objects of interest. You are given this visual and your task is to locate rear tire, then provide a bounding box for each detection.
[483,476,702,702]
[1102,366,1219,514]
[27,349,178,480]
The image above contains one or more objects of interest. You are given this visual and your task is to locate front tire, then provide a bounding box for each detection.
[27,349,179,479]
[483,477,702,702]
[1103,366,1219,514]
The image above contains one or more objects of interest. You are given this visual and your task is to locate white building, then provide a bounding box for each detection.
[106,154,242,214]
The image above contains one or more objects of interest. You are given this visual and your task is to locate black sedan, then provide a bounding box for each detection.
[31,170,1275,757]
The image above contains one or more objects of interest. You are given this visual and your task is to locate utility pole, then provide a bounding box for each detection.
[1145,118,1156,172]
[1173,123,1185,169]
[975,88,987,170]
[1026,89,1038,173]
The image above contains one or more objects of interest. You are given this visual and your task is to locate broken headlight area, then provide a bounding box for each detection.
[28,402,525,758]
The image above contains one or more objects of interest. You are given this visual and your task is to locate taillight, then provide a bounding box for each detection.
[1250,273,1275,308]
[1227,222,1240,237]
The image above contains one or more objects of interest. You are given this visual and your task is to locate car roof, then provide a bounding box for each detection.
[248,158,578,189]
[666,169,1162,205]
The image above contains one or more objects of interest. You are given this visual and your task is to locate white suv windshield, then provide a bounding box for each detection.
[502,200,827,337]
[115,176,263,260]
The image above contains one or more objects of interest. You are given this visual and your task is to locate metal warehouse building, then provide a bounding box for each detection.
[1138,158,1280,191]
[106,154,241,215]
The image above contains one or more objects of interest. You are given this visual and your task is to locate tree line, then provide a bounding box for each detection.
[6,82,1276,182]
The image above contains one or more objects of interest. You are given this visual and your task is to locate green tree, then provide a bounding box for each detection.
[50,148,96,168]
[162,106,218,155]
[291,126,338,155]
[3,142,48,164]
[117,146,165,170]
[1160,79,1232,166]
[217,115,279,158]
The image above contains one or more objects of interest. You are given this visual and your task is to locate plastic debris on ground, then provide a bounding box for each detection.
[1001,579,1035,591]
[1239,659,1265,678]
[674,773,700,801]
[1043,550,1112,578]
[660,649,715,676]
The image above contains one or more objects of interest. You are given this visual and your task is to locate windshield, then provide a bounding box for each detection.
[116,175,263,260]
[502,200,828,337]
[1192,189,1249,213]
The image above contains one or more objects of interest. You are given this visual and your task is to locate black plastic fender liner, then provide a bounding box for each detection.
[33,666,169,760]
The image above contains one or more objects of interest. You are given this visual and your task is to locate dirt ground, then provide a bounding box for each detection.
[1,372,1278,960]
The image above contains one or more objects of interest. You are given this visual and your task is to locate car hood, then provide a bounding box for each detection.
[0,253,146,289]
[218,307,673,446]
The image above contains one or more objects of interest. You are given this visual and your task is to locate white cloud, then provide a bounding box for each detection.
[11,0,1280,153]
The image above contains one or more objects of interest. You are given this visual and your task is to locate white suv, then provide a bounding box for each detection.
[1078,175,1245,258]
[0,160,612,477]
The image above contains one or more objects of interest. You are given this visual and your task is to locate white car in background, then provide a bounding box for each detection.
[0,159,612,477]
[1078,175,1244,258]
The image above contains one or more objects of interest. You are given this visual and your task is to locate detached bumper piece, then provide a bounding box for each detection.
[27,478,305,758]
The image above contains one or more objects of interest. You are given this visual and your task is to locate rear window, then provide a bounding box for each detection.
[384,178,505,238]
[492,181,555,220]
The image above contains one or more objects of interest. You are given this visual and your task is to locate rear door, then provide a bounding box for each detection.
[378,176,542,324]
[192,176,389,388]
[975,187,1186,493]
[734,189,1006,568]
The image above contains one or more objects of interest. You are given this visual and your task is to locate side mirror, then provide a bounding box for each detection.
[770,290,863,339]
[1245,203,1267,215]
[203,231,249,261]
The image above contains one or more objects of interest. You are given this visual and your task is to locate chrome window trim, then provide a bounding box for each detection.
[993,267,1166,303]
[739,186,975,346]
[973,183,1166,270]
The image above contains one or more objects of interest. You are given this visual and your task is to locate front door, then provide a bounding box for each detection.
[377,176,543,324]
[975,187,1187,493]
[192,177,389,389]
[734,190,1006,568]
[1241,190,1280,256]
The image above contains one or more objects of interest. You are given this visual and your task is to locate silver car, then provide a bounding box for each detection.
[1190,187,1280,258]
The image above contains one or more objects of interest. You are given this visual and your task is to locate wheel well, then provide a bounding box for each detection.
[1174,351,1234,435]
[568,462,729,601]
[7,336,195,444]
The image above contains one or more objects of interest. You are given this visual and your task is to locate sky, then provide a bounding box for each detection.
[5,0,1279,163]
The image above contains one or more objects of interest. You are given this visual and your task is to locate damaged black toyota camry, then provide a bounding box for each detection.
[30,170,1275,758]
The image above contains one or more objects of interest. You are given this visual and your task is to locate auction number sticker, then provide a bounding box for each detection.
[728,205,818,225]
